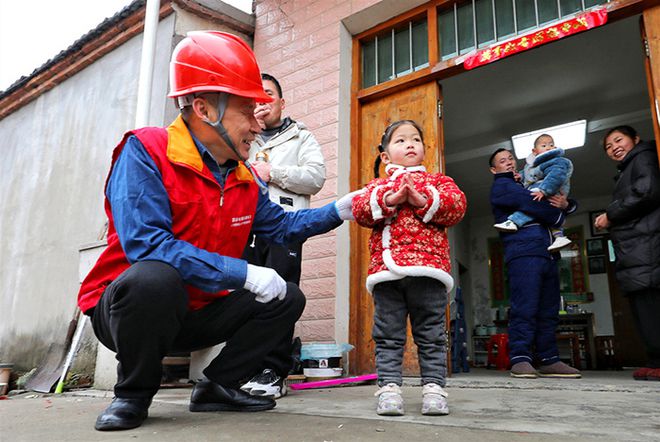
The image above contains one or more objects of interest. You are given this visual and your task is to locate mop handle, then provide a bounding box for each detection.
[289,373,377,390]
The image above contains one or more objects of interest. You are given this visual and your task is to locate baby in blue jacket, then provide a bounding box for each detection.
[494,134,573,252]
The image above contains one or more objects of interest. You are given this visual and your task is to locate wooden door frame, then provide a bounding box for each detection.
[348,0,660,374]
[353,0,660,103]
[642,4,660,160]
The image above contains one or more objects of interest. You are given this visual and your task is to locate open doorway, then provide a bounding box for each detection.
[441,14,652,367]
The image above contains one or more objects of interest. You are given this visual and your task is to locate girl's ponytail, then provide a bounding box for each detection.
[373,143,384,178]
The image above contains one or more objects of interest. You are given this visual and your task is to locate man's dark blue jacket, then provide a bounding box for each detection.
[490,172,572,262]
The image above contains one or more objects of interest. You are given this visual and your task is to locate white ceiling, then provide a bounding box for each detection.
[441,15,653,218]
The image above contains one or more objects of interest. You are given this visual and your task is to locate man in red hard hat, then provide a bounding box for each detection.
[79,31,357,431]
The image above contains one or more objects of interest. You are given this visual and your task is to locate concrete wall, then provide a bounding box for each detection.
[0,0,260,374]
[172,3,253,44]
[0,14,176,370]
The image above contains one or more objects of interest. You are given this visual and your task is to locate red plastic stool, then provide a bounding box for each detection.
[486,333,510,370]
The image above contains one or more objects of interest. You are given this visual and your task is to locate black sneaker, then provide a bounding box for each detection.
[240,369,287,399]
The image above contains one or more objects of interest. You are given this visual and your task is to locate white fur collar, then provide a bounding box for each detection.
[385,164,426,180]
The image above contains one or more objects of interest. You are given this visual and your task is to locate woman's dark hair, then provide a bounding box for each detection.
[373,119,424,178]
[602,125,638,149]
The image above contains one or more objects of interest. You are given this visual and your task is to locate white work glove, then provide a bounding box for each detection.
[334,189,365,221]
[243,264,287,303]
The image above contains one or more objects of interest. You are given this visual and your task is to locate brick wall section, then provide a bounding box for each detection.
[253,0,379,342]
[295,318,336,342]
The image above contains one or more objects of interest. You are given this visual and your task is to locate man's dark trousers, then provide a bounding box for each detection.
[628,287,660,368]
[507,256,561,366]
[242,234,304,374]
[243,234,303,285]
[90,261,305,399]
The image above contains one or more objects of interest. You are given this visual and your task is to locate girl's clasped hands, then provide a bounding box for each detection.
[384,174,428,208]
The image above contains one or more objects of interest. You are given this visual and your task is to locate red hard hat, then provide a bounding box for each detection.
[168,31,272,103]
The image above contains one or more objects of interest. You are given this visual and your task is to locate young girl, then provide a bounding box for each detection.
[352,120,467,416]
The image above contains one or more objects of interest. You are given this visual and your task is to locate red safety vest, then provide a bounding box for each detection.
[78,116,258,312]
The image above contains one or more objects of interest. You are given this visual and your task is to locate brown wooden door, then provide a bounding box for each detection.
[643,5,660,160]
[349,81,444,375]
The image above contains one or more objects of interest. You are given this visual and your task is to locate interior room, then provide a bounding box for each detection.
[441,14,653,369]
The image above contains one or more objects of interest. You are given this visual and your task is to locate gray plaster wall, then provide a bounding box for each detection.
[0,14,176,370]
[468,214,497,328]
[448,217,474,332]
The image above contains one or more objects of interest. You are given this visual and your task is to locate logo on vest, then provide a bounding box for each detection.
[231,215,253,228]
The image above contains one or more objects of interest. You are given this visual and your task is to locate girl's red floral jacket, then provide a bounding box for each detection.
[352,165,467,293]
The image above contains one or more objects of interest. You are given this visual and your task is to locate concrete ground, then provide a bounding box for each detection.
[2,369,659,441]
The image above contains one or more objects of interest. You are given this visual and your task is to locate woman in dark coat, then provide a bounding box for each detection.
[594,125,660,380]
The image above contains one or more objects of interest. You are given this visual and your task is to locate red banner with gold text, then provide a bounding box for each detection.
[464,8,608,70]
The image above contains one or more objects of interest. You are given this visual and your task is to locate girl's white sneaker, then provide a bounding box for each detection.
[422,383,449,415]
[375,383,404,416]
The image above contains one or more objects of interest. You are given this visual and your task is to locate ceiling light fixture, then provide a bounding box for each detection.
[511,119,587,159]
